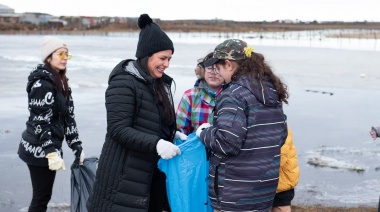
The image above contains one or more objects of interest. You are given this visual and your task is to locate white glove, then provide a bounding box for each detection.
[196,123,211,137]
[174,131,188,141]
[156,139,181,160]
[46,151,66,171]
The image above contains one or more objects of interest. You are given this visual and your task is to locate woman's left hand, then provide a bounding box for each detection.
[72,144,85,165]
[196,123,211,137]
[174,131,188,141]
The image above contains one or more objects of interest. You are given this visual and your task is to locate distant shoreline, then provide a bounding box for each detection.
[1,29,379,40]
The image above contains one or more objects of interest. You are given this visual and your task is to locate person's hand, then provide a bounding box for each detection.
[156,139,181,160]
[370,126,380,140]
[196,123,211,137]
[174,131,188,141]
[46,150,66,171]
[72,144,85,165]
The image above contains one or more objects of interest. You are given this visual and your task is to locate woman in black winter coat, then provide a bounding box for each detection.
[18,36,85,212]
[87,14,186,212]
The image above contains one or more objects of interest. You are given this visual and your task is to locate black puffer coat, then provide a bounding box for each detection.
[87,60,176,212]
[18,64,81,166]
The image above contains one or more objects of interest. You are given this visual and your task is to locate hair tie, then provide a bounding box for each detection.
[244,46,254,58]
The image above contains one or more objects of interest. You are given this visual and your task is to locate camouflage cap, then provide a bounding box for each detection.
[204,39,248,67]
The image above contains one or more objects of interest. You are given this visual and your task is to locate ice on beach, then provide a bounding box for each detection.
[2,55,39,63]
[77,81,103,88]
[307,155,367,172]
[306,146,380,172]
[166,30,380,51]
[69,54,121,71]
[19,203,70,212]
[300,179,380,204]
[1,34,380,210]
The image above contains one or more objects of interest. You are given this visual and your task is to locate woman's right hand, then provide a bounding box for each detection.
[156,139,181,160]
[46,150,66,171]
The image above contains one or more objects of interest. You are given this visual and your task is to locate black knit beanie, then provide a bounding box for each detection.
[135,14,174,59]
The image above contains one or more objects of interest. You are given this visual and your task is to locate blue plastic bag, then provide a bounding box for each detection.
[158,133,212,212]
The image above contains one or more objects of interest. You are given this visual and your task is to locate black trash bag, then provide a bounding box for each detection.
[71,157,98,212]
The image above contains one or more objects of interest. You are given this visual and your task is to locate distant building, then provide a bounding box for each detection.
[0,4,14,14]
[48,18,67,29]
[0,4,21,23]
[78,16,110,29]
[282,19,294,24]
[81,16,94,28]
[21,13,52,25]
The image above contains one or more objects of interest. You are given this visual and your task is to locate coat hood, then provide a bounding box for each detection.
[108,59,173,87]
[108,59,145,84]
[27,64,54,93]
[232,75,280,107]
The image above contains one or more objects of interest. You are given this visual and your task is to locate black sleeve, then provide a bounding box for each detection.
[28,79,56,155]
[105,75,160,153]
[64,87,82,149]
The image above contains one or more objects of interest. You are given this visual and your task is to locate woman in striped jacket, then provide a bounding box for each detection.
[197,39,289,212]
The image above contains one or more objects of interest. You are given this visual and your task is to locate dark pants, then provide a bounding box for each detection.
[27,164,56,212]
[148,167,170,212]
[273,188,295,207]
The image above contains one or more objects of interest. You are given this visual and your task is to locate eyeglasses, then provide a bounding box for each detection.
[204,66,220,74]
[55,51,72,60]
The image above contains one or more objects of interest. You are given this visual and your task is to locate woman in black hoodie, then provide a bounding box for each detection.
[18,36,84,212]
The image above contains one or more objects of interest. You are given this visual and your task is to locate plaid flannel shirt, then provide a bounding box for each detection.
[176,79,218,135]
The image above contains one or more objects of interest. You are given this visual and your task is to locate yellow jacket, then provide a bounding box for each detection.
[277,127,300,193]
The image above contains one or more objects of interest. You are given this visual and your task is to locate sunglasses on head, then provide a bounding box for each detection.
[55,51,72,60]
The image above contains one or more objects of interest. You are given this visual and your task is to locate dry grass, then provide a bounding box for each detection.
[2,21,380,34]
[2,21,380,40]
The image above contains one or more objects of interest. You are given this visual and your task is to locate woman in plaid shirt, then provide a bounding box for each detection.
[176,52,224,135]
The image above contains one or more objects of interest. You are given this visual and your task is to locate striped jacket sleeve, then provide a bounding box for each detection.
[201,92,247,156]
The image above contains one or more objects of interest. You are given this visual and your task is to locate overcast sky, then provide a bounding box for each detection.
[1,0,380,22]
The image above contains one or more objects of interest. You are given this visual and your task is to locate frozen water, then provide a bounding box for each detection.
[1,33,380,210]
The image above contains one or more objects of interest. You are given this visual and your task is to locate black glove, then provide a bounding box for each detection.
[72,144,83,161]
[370,126,380,140]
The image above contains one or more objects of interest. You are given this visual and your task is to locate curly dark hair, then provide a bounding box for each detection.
[220,52,289,104]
